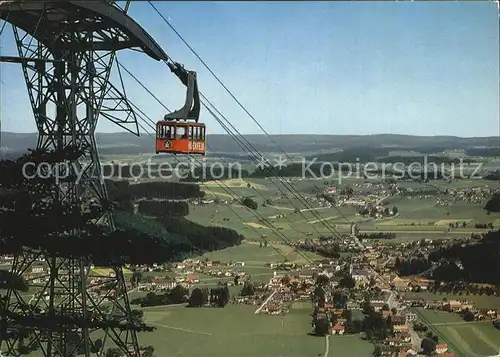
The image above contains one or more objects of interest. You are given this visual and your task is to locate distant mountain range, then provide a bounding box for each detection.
[1,132,498,157]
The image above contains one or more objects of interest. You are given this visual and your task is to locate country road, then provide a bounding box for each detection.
[254,289,277,314]
[323,335,330,357]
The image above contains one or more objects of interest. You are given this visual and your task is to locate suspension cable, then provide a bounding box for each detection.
[117,59,345,241]
[147,1,353,227]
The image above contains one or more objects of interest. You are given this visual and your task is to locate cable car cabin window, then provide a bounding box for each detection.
[176,126,188,139]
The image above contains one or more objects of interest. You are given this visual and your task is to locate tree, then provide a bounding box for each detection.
[338,274,355,289]
[421,337,437,355]
[241,197,258,210]
[143,345,154,357]
[240,282,255,296]
[188,288,205,307]
[463,308,475,322]
[281,275,290,286]
[314,317,329,336]
[484,193,500,213]
[313,286,326,307]
[131,270,143,287]
[316,274,329,286]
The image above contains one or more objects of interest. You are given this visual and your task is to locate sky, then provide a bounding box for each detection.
[0,1,498,136]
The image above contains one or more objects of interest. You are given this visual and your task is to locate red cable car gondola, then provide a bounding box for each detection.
[156,61,206,155]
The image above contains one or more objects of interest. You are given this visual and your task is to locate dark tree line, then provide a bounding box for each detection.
[295,240,340,259]
[105,180,203,214]
[251,162,351,178]
[155,215,244,253]
[188,284,230,307]
[180,165,250,182]
[484,193,500,213]
[188,288,209,307]
[209,284,230,307]
[137,200,189,217]
[240,282,256,296]
[102,163,178,179]
[358,233,396,240]
[128,181,203,199]
[130,286,189,307]
[395,257,431,276]
[106,180,135,212]
[375,155,473,165]
[428,230,500,285]
[465,147,499,157]
[474,223,494,229]
[306,147,390,163]
[241,197,258,210]
[484,170,500,181]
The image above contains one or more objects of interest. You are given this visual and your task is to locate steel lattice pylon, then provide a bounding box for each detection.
[0,1,169,356]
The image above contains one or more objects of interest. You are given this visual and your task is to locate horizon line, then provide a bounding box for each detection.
[1,132,498,139]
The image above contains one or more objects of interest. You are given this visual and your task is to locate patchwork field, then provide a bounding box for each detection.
[413,308,500,356]
[132,303,373,357]
[193,240,324,267]
[403,292,500,309]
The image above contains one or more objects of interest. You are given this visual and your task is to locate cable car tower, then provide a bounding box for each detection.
[0,1,170,356]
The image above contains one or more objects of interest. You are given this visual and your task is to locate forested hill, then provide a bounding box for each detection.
[1,132,498,156]
[109,180,244,261]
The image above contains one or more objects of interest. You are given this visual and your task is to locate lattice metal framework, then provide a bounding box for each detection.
[0,1,168,356]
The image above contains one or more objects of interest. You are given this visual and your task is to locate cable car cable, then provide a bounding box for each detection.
[128,98,319,266]
[129,97,318,255]
[120,59,344,243]
[116,58,346,242]
[148,1,353,230]
[147,3,353,234]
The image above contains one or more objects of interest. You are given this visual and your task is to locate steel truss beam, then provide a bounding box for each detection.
[0,2,147,356]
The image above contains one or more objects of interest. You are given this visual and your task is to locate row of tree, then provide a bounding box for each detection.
[105,180,203,213]
[306,147,390,163]
[375,155,474,165]
[128,181,203,199]
[474,222,494,229]
[484,170,500,181]
[155,215,244,253]
[130,285,189,307]
[465,147,499,157]
[294,240,341,259]
[137,200,189,217]
[396,230,500,285]
[357,233,396,240]
[180,166,251,182]
[427,230,500,285]
[188,284,230,307]
[484,193,500,213]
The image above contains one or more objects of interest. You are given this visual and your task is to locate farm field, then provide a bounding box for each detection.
[402,292,500,310]
[413,308,500,356]
[189,177,500,243]
[193,240,324,267]
[131,303,373,357]
[187,200,356,241]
